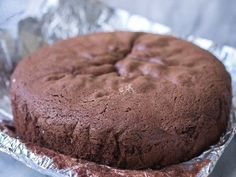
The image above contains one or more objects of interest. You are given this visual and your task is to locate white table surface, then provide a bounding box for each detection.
[0,0,235,176]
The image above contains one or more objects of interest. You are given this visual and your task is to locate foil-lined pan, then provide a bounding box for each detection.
[0,0,236,176]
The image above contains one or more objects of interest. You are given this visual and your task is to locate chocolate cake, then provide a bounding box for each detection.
[11,32,231,169]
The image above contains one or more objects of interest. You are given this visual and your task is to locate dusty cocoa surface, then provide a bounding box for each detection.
[11,32,231,169]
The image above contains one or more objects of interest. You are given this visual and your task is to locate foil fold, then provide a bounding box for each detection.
[0,0,236,176]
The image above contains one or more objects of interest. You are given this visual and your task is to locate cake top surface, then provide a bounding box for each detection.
[13,32,229,101]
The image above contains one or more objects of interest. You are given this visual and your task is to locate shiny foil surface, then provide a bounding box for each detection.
[0,0,235,176]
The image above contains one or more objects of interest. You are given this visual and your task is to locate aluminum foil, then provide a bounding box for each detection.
[0,0,236,176]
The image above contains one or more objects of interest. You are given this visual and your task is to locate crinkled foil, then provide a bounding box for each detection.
[0,0,236,176]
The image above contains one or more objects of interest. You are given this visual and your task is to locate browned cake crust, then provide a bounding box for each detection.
[11,32,231,169]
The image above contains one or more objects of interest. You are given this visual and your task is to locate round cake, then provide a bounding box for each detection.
[11,32,231,169]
